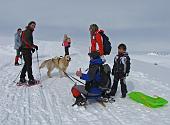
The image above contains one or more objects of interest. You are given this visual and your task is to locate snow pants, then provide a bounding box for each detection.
[110,75,127,96]
[65,46,70,55]
[71,85,102,98]
[20,49,34,80]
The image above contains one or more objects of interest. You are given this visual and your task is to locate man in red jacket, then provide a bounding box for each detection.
[18,21,39,86]
[89,24,104,57]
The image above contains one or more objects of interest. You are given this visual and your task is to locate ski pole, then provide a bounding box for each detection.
[36,50,42,81]
[13,70,22,83]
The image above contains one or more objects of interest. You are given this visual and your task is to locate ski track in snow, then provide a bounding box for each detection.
[0,40,170,125]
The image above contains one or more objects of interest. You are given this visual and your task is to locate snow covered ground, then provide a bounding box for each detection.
[0,37,170,125]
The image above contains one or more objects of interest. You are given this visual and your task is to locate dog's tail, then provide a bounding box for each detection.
[39,60,48,69]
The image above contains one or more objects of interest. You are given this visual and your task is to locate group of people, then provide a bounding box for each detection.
[14,21,72,86]
[14,21,39,86]
[71,24,131,106]
[14,21,131,105]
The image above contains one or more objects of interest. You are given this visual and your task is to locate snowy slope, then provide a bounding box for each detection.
[0,37,169,125]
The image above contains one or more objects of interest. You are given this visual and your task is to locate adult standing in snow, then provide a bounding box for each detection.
[89,24,105,61]
[18,21,39,86]
[62,34,71,55]
[14,28,22,66]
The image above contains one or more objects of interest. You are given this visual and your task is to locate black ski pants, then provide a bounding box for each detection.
[20,49,34,80]
[65,46,69,55]
[110,75,127,96]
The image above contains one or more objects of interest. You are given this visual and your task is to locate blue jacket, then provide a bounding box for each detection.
[14,33,21,50]
[80,58,104,95]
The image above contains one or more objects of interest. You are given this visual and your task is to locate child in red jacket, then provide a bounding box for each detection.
[62,34,71,55]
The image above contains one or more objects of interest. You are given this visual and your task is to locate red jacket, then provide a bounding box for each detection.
[91,30,104,56]
[63,40,71,47]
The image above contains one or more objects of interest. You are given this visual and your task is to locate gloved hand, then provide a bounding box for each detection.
[31,48,35,53]
[33,45,38,50]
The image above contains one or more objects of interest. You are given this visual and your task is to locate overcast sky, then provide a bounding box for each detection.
[0,0,169,51]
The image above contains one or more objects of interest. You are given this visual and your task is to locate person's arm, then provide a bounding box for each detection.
[112,57,116,75]
[96,33,104,56]
[80,73,90,81]
[91,36,96,52]
[126,56,131,74]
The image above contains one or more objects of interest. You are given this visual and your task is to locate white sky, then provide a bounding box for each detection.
[0,0,169,51]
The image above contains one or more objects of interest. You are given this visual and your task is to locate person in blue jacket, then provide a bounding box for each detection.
[71,51,104,106]
[14,28,22,65]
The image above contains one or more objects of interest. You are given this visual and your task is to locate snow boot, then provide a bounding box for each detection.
[15,62,20,66]
[121,94,126,98]
[17,78,27,86]
[73,95,87,106]
[28,79,39,86]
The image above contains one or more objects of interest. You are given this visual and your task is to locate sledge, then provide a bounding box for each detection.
[128,91,168,108]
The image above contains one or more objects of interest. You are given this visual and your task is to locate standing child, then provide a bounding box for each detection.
[62,34,71,55]
[109,43,131,98]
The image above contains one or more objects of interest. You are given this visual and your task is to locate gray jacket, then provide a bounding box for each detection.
[14,33,21,50]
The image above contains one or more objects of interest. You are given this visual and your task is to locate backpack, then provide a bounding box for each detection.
[98,64,111,90]
[85,64,111,92]
[99,32,112,55]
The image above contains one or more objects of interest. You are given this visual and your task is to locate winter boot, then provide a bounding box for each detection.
[15,62,20,66]
[121,94,126,98]
[74,95,87,106]
[28,79,39,86]
[17,78,27,86]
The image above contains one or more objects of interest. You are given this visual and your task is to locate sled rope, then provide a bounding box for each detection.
[64,71,85,85]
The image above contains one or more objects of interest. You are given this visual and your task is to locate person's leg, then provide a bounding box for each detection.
[20,49,34,81]
[120,77,127,97]
[25,50,34,80]
[67,47,70,55]
[71,85,87,106]
[73,85,88,96]
[65,47,69,55]
[15,50,20,65]
[20,50,27,82]
[110,76,119,96]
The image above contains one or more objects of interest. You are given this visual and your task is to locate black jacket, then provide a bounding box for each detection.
[21,28,34,49]
[112,52,130,77]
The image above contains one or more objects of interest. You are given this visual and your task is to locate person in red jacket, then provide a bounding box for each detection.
[18,21,39,86]
[89,24,104,57]
[62,34,71,55]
